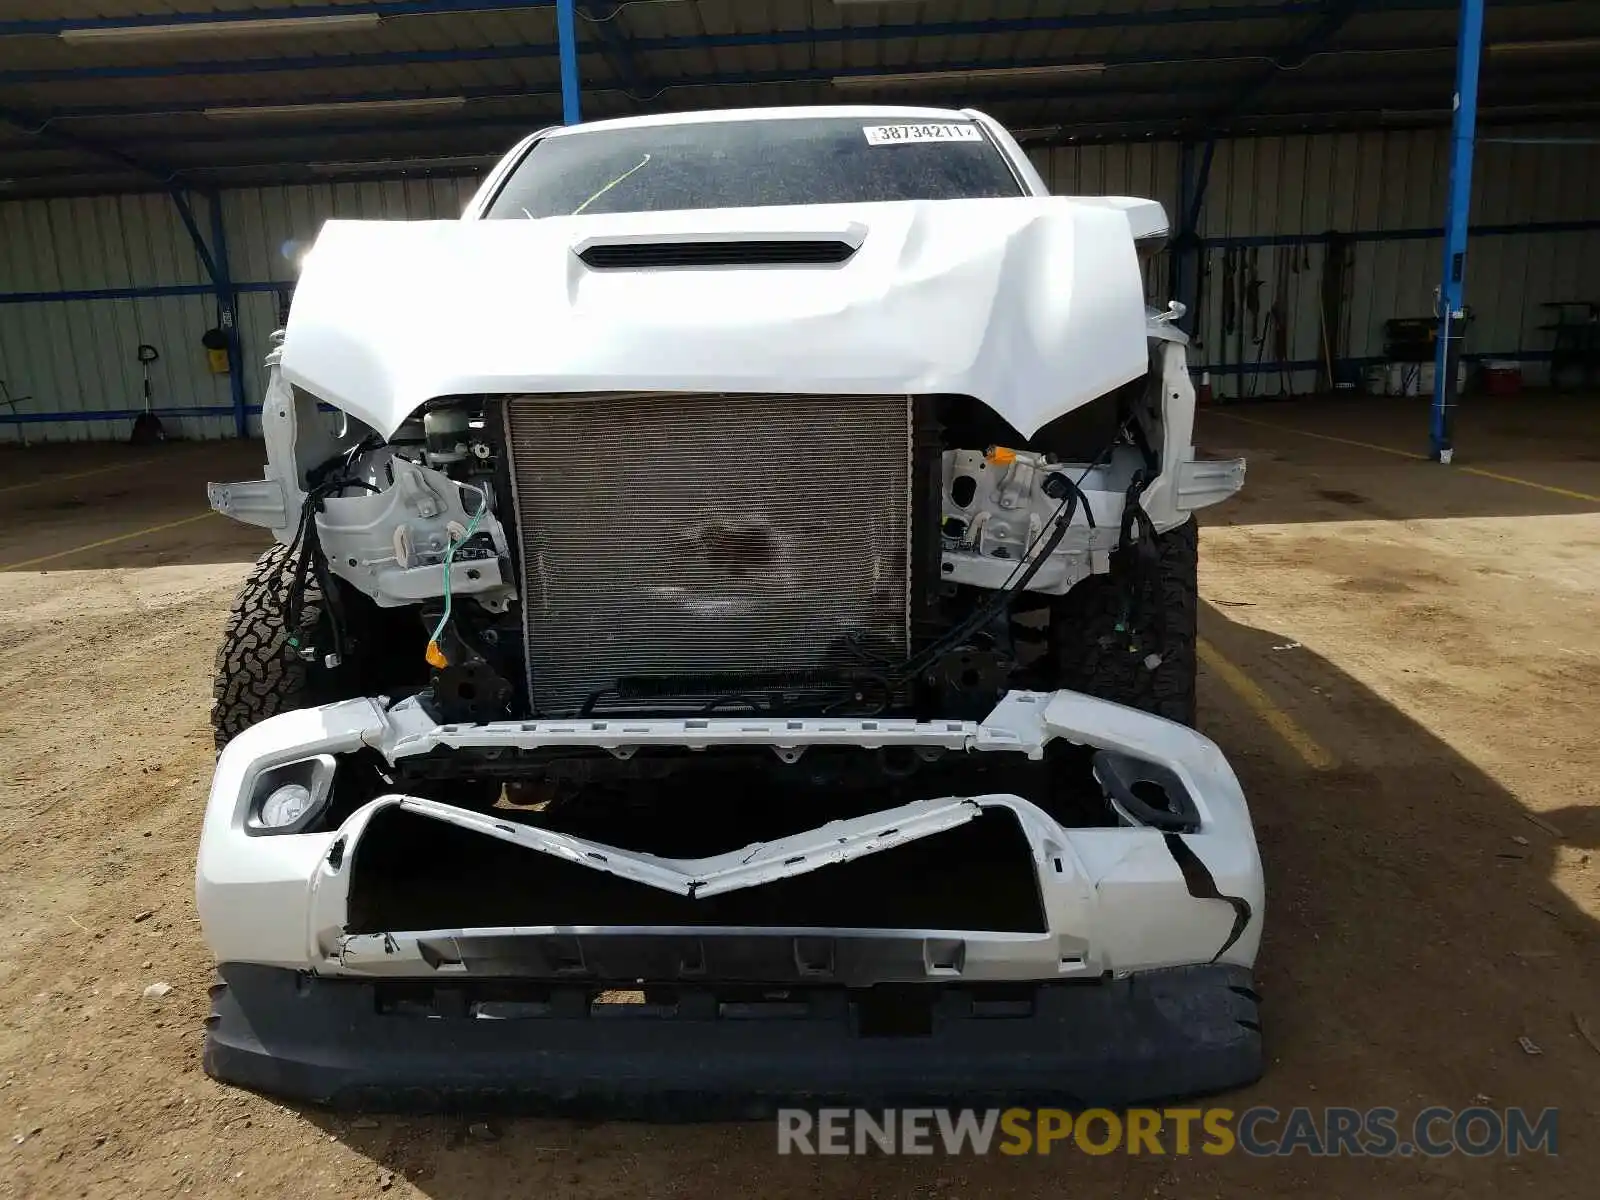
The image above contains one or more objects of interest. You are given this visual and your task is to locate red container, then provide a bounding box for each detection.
[1482,361,1523,396]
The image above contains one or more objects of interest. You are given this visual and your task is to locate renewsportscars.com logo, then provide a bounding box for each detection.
[776,1106,1559,1158]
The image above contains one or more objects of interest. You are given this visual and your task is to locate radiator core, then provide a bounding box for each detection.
[503,393,914,715]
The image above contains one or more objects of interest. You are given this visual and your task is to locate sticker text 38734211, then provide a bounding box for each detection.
[863,124,983,146]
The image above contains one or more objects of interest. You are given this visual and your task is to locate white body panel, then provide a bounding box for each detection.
[280,196,1151,441]
[195,690,1264,981]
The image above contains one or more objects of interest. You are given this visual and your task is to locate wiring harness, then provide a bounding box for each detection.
[276,474,378,668]
[424,493,491,669]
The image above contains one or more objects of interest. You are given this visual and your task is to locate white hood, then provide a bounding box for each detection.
[279,197,1153,440]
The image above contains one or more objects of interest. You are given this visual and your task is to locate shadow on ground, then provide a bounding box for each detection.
[281,601,1600,1198]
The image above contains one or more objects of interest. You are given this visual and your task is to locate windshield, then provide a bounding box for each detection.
[484,116,1025,218]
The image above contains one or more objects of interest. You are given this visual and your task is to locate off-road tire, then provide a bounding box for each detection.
[1048,516,1199,726]
[211,543,321,750]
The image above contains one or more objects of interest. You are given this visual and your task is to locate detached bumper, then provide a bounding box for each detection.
[205,961,1262,1117]
[196,689,1265,1112]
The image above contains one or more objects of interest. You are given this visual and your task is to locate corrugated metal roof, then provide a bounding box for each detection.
[0,0,1596,197]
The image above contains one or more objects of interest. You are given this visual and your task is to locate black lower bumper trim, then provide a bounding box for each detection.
[203,963,1263,1118]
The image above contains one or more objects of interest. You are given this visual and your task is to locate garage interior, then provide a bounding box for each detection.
[2,1,1599,1196]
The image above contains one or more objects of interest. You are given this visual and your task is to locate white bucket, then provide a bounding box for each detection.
[1364,365,1388,395]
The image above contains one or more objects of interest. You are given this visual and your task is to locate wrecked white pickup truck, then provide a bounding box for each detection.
[199,105,1262,1115]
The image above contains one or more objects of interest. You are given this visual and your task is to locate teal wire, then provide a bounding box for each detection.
[428,495,489,650]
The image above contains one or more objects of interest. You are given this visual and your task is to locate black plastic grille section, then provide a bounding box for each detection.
[576,239,857,269]
[504,393,913,715]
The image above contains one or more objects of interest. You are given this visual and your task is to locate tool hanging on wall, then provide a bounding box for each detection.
[1274,247,1294,396]
[1192,247,1212,352]
[1246,307,1272,399]
[129,343,164,446]
[1245,247,1264,343]
[1234,248,1251,393]
[1220,248,1238,339]
[1219,247,1239,398]
[1319,231,1353,391]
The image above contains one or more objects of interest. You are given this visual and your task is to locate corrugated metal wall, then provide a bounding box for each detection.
[1031,129,1600,396]
[221,178,480,421]
[2,128,1598,439]
[0,194,232,440]
[0,178,478,443]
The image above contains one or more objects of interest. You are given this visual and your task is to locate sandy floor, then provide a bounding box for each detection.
[1,395,1598,1198]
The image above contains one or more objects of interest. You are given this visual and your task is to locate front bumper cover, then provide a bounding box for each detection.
[205,961,1261,1117]
[196,688,1266,1111]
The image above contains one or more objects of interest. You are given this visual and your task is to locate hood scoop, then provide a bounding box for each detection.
[576,238,859,270]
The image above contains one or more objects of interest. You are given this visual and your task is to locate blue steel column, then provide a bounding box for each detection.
[556,0,581,124]
[1430,0,1485,463]
[207,191,250,439]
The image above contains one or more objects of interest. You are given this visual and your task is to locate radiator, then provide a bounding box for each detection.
[503,393,914,715]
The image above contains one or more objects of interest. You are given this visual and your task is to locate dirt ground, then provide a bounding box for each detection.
[2,394,1598,1198]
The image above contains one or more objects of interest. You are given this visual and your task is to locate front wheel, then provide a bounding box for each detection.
[211,543,425,749]
[211,543,322,750]
[1047,517,1199,726]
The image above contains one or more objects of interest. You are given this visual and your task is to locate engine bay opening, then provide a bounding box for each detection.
[345,801,1049,937]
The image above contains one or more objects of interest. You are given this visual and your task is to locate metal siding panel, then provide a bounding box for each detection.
[102,299,148,440]
[38,201,99,438]
[1514,230,1560,387]
[1230,138,1258,241]
[26,204,91,435]
[71,199,141,439]
[1365,139,1405,355]
[1101,143,1129,198]
[238,290,281,430]
[1151,141,1181,222]
[141,197,203,432]
[1203,140,1238,395]
[233,187,278,285]
[1341,134,1384,369]
[0,305,28,443]
[1276,138,1316,392]
[214,177,484,441]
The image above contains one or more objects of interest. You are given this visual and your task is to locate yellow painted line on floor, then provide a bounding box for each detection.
[0,456,158,497]
[1208,409,1600,503]
[1455,465,1600,504]
[1198,636,1336,771]
[0,511,217,572]
[1209,409,1427,460]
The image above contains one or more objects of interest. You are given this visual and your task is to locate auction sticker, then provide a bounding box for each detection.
[863,123,983,145]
